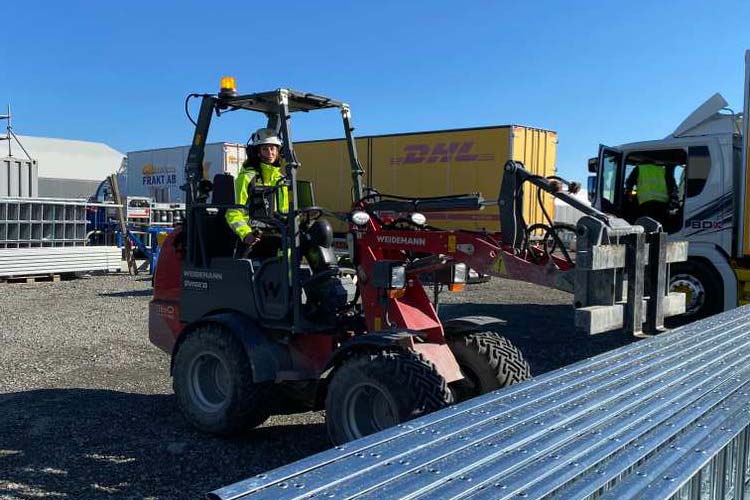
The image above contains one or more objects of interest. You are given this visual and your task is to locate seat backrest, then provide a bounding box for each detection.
[204,173,238,260]
[212,173,236,205]
[303,219,338,272]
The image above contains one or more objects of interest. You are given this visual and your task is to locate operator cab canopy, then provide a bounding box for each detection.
[220,88,349,115]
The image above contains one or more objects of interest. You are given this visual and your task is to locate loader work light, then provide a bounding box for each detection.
[219,76,237,98]
[409,212,427,226]
[350,211,370,226]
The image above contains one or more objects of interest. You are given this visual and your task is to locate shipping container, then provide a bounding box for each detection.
[295,125,557,232]
[125,143,246,202]
[0,157,38,198]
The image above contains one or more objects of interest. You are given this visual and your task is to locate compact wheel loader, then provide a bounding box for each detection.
[149,80,686,444]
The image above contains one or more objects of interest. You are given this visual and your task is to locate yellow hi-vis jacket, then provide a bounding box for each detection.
[635,164,670,204]
[225,161,289,239]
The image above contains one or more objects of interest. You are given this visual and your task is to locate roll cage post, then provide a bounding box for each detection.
[184,94,217,264]
[341,105,364,203]
[275,90,303,330]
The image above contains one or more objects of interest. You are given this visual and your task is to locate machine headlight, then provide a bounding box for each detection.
[409,212,427,226]
[351,211,371,226]
[390,265,406,289]
[452,263,467,284]
[372,261,407,290]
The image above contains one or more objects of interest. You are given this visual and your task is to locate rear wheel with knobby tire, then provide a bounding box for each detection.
[172,324,272,435]
[447,331,531,402]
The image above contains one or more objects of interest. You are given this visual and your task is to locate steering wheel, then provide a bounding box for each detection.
[299,206,324,223]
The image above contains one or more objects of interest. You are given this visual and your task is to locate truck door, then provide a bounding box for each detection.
[595,146,624,214]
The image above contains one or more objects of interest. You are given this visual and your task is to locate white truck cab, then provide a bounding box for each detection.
[588,52,750,322]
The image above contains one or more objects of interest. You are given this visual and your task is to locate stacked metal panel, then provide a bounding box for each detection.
[0,246,121,277]
[0,197,87,249]
[0,157,38,197]
[209,306,750,500]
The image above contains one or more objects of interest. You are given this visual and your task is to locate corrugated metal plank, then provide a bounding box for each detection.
[208,306,750,500]
[0,246,122,276]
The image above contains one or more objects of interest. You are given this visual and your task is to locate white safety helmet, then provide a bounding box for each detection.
[251,128,282,147]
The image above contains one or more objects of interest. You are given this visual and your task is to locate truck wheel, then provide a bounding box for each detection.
[325,350,452,444]
[668,260,723,325]
[447,331,531,402]
[173,324,271,435]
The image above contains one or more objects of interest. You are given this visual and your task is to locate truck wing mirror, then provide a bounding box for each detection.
[588,157,599,173]
[587,176,597,203]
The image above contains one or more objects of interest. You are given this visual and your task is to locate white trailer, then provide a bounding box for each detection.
[124,142,246,202]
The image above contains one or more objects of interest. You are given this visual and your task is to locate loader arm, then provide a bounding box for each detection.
[353,193,582,342]
[354,162,687,337]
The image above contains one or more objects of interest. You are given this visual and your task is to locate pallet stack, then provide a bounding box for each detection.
[0,197,122,279]
[0,198,87,249]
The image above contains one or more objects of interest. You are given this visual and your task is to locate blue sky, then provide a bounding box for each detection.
[2,1,749,180]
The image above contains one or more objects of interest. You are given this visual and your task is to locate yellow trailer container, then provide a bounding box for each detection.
[295,125,557,233]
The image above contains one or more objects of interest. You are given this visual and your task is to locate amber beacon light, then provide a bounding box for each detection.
[219,76,237,98]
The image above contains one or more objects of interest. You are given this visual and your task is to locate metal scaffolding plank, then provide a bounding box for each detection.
[0,246,122,276]
[208,306,750,500]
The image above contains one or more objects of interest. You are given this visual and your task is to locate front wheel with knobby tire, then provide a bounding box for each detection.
[172,324,272,435]
[447,331,531,402]
[325,350,453,445]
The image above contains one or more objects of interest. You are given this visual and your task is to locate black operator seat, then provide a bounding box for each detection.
[208,173,239,258]
[303,218,338,274]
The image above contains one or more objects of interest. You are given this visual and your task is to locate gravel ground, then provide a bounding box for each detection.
[0,273,638,499]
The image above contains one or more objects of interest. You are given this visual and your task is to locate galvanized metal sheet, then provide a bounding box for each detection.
[208,306,750,500]
[0,246,121,276]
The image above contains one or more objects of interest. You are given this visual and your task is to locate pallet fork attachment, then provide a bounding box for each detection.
[497,160,687,336]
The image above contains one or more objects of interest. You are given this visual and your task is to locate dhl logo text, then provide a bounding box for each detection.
[390,142,495,165]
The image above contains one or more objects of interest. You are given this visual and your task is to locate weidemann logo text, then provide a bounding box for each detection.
[376,235,427,246]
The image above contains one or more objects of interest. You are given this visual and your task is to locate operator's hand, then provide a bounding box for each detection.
[244,233,259,246]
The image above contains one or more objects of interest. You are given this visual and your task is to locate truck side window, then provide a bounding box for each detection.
[600,150,619,211]
[686,146,710,197]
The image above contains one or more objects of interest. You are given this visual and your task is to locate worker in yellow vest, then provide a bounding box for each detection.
[624,163,679,221]
[225,128,289,258]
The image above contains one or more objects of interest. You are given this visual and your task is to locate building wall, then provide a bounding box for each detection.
[37,178,102,199]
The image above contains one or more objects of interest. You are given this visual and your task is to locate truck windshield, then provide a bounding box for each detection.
[621,149,687,233]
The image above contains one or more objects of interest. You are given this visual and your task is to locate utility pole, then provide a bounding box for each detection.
[0,105,33,160]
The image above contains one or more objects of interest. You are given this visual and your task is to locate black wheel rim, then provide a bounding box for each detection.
[188,351,230,412]
[344,382,398,439]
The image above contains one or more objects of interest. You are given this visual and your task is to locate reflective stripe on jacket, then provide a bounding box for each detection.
[225,161,289,239]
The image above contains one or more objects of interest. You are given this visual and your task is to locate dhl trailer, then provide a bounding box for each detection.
[294,125,557,233]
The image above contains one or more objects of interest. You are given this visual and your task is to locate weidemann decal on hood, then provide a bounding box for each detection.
[376,235,427,246]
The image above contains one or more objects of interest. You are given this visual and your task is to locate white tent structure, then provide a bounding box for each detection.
[12,135,124,199]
